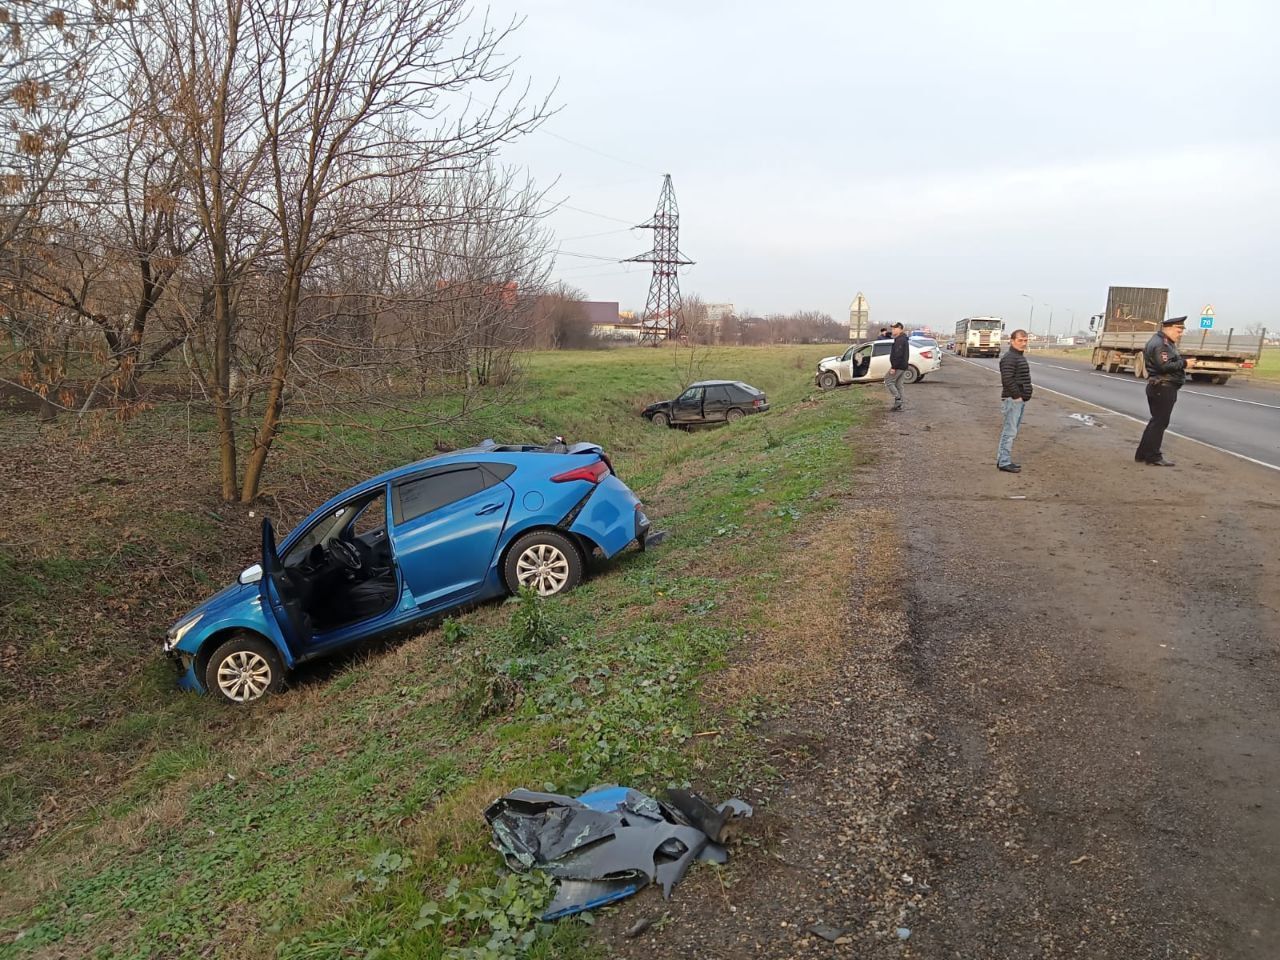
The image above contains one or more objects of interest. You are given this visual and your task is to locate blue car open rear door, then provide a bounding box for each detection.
[259,518,313,658]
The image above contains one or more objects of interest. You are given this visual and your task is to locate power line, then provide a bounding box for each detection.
[556,250,621,261]
[556,202,636,225]
[541,130,660,174]
[556,227,636,242]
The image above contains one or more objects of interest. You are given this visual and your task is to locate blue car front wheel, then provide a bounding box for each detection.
[205,632,285,705]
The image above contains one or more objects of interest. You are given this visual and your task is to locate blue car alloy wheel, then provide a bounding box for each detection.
[163,439,652,704]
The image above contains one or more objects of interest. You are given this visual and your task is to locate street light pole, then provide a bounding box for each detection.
[1020,293,1034,333]
[1044,304,1054,341]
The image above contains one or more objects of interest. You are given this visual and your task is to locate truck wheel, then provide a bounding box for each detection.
[1213,375,1230,385]
[818,371,838,390]
[205,632,284,705]
[1133,354,1147,379]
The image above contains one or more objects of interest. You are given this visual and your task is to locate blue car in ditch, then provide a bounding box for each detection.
[164,439,656,704]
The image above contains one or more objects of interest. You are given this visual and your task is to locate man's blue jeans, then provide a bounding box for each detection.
[997,398,1026,466]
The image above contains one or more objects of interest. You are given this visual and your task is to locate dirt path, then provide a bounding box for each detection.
[597,360,1280,958]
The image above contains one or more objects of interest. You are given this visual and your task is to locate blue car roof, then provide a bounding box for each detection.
[340,441,574,496]
[285,441,600,543]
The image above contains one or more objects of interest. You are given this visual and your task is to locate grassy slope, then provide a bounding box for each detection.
[0,344,871,959]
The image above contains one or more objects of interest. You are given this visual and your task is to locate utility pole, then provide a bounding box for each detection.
[624,175,694,345]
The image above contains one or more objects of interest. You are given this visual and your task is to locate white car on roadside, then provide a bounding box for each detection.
[815,337,941,390]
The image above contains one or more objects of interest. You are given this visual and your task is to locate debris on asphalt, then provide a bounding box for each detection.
[807,922,851,942]
[484,785,752,920]
[1068,413,1105,427]
[896,926,912,940]
[624,918,653,938]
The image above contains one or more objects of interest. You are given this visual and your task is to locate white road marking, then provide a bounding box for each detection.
[1181,389,1280,410]
[950,355,1280,473]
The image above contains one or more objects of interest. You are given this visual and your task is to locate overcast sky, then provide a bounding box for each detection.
[484,0,1278,334]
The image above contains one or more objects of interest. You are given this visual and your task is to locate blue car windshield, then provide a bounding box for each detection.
[283,493,383,564]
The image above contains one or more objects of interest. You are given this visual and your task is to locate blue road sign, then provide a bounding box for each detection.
[1200,316,1214,329]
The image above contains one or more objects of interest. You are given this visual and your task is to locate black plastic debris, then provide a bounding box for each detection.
[484,785,752,919]
[662,788,753,844]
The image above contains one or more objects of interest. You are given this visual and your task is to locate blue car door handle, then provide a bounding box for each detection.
[475,502,504,516]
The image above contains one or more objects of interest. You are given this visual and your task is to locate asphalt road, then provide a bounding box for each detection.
[952,353,1280,471]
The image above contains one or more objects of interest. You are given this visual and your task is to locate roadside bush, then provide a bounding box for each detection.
[456,648,523,721]
[506,587,562,652]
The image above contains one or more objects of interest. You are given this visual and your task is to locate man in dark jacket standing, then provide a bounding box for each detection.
[1135,316,1194,466]
[996,329,1032,473]
[885,322,910,411]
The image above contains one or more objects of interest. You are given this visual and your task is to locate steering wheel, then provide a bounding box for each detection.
[328,538,363,573]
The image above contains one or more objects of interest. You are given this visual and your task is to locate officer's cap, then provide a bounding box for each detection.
[1162,316,1187,327]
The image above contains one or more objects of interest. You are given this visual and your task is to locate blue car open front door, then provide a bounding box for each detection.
[390,465,514,609]
[259,518,312,661]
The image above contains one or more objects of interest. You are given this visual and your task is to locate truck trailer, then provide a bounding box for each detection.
[1091,286,1264,385]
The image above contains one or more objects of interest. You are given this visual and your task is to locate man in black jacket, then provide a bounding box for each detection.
[1135,316,1194,466]
[996,329,1032,472]
[885,322,910,411]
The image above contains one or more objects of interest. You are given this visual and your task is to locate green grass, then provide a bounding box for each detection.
[1249,348,1280,384]
[0,343,869,960]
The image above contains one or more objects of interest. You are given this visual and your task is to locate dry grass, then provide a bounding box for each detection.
[704,507,893,706]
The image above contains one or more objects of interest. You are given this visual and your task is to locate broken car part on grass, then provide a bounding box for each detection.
[484,785,752,919]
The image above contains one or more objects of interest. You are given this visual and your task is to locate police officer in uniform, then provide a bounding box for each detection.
[1135,316,1195,466]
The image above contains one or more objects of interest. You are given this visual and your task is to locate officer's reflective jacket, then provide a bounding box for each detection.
[1143,332,1187,385]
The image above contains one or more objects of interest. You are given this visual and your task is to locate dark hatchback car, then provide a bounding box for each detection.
[642,380,769,428]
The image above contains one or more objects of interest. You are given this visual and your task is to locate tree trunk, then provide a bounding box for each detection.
[239,280,299,502]
[213,272,238,502]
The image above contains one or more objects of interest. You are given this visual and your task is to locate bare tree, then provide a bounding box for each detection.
[129,0,549,501]
[1,0,133,416]
[525,282,591,350]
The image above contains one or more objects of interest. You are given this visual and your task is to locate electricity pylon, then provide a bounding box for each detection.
[624,174,694,345]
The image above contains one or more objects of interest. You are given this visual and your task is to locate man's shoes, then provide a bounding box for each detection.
[890,404,902,412]
[1147,457,1176,467]
[997,463,1021,473]
[1009,463,1022,469]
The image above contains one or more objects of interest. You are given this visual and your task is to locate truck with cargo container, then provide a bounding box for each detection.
[1091,286,1264,385]
[954,316,1003,357]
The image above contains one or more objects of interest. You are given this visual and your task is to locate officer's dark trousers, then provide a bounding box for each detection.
[1136,381,1180,462]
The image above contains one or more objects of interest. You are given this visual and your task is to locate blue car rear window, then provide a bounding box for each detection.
[395,467,487,525]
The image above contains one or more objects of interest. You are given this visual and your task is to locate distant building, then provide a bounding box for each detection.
[581,301,621,326]
[849,292,869,340]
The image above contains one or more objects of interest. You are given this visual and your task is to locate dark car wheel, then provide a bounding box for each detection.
[818,371,838,390]
[504,530,583,597]
[205,632,284,705]
[903,365,921,384]
[650,411,670,428]
[725,407,746,422]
